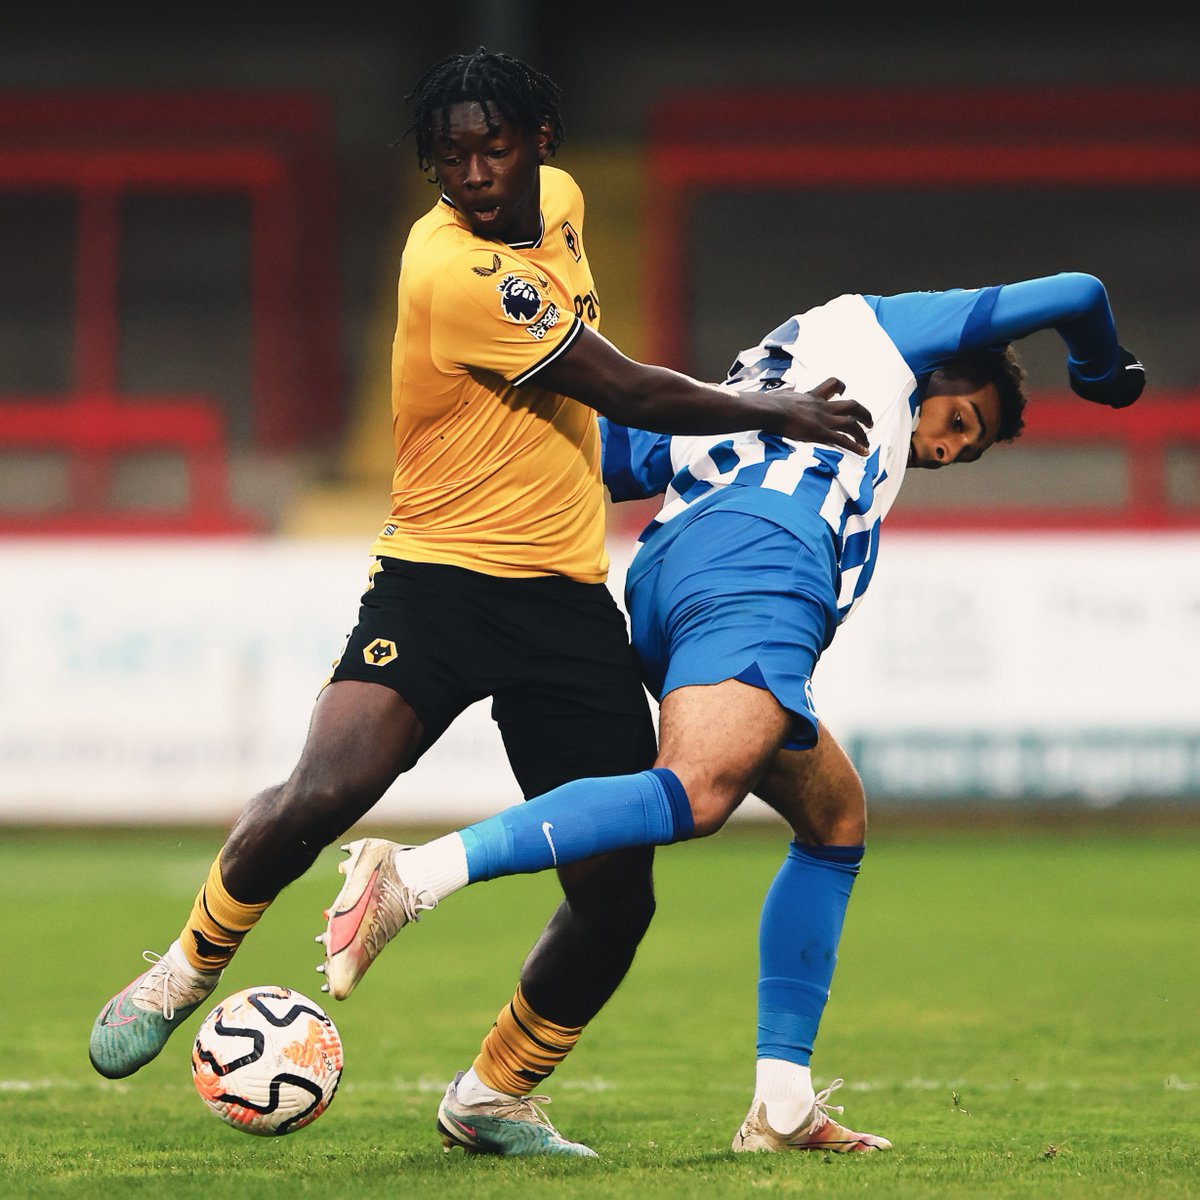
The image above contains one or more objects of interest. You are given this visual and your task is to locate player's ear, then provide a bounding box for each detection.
[535,121,555,161]
[924,367,950,396]
[926,366,972,398]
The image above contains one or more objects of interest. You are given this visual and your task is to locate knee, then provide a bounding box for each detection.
[613,884,656,942]
[284,778,371,846]
[225,782,286,850]
[759,749,868,847]
[817,809,866,846]
[807,780,867,846]
[231,774,366,852]
[684,784,742,838]
[660,761,750,838]
[560,848,657,937]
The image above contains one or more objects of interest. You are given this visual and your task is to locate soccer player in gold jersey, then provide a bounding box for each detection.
[88,48,871,1155]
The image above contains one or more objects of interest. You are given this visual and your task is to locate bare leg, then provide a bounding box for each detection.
[657,679,793,833]
[221,680,426,901]
[753,722,867,846]
[89,679,428,1078]
[499,676,791,1027]
[515,681,804,1025]
[516,846,657,1027]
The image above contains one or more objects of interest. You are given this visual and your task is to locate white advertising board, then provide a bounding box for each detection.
[1,532,1197,824]
[813,531,1200,806]
[0,538,520,824]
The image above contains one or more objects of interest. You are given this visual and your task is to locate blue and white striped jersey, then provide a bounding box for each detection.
[602,273,1121,622]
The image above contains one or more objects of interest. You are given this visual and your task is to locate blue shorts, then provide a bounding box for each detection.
[625,499,839,751]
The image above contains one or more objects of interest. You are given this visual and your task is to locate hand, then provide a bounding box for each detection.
[777,377,872,455]
[1069,346,1145,409]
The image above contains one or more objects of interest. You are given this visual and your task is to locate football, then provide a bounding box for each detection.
[191,985,343,1136]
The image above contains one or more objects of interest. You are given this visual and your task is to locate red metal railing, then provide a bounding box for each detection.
[0,393,253,534]
[0,92,340,534]
[886,393,1200,532]
[643,86,1200,530]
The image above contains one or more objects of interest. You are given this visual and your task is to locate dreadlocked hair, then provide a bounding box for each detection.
[403,47,564,177]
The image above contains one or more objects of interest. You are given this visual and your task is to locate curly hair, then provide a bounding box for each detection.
[939,345,1028,442]
[403,47,565,177]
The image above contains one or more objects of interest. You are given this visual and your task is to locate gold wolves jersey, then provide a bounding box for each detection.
[372,165,607,582]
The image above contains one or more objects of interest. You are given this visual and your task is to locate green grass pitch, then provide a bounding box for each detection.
[3,819,1198,1199]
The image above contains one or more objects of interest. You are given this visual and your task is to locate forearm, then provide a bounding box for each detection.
[535,325,869,451]
[534,327,782,433]
[599,364,790,435]
[988,273,1119,381]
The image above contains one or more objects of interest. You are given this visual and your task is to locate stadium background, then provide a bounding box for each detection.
[2,2,1199,825]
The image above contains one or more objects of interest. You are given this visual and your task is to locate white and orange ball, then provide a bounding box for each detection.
[192,986,343,1136]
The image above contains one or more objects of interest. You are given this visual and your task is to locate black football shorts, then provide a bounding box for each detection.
[327,557,656,797]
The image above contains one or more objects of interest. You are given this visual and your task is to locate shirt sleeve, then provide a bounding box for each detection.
[600,419,677,501]
[865,288,992,376]
[984,273,1119,384]
[429,256,582,384]
[867,272,1120,383]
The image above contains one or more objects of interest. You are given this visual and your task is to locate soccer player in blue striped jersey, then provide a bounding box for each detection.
[321,271,1143,1152]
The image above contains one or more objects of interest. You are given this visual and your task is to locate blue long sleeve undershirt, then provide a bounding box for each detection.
[984,272,1119,383]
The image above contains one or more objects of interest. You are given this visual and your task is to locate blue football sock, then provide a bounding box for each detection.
[459,767,693,883]
[757,840,863,1066]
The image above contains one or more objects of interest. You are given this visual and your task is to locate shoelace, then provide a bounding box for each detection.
[804,1077,846,1135]
[365,878,437,956]
[467,1089,558,1131]
[134,950,178,1020]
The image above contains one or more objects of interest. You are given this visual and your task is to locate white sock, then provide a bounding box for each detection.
[454,1065,516,1104]
[164,939,221,984]
[391,834,469,903]
[755,1058,814,1133]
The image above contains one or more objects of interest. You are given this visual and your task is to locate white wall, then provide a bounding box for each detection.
[3,532,1197,825]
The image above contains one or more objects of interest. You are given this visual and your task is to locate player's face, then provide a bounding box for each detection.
[430,102,550,244]
[909,383,1002,469]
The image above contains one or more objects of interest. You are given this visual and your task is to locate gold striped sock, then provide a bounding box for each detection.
[473,985,584,1095]
[178,855,270,974]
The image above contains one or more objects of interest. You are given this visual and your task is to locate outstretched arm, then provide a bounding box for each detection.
[536,325,873,450]
[984,273,1145,408]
